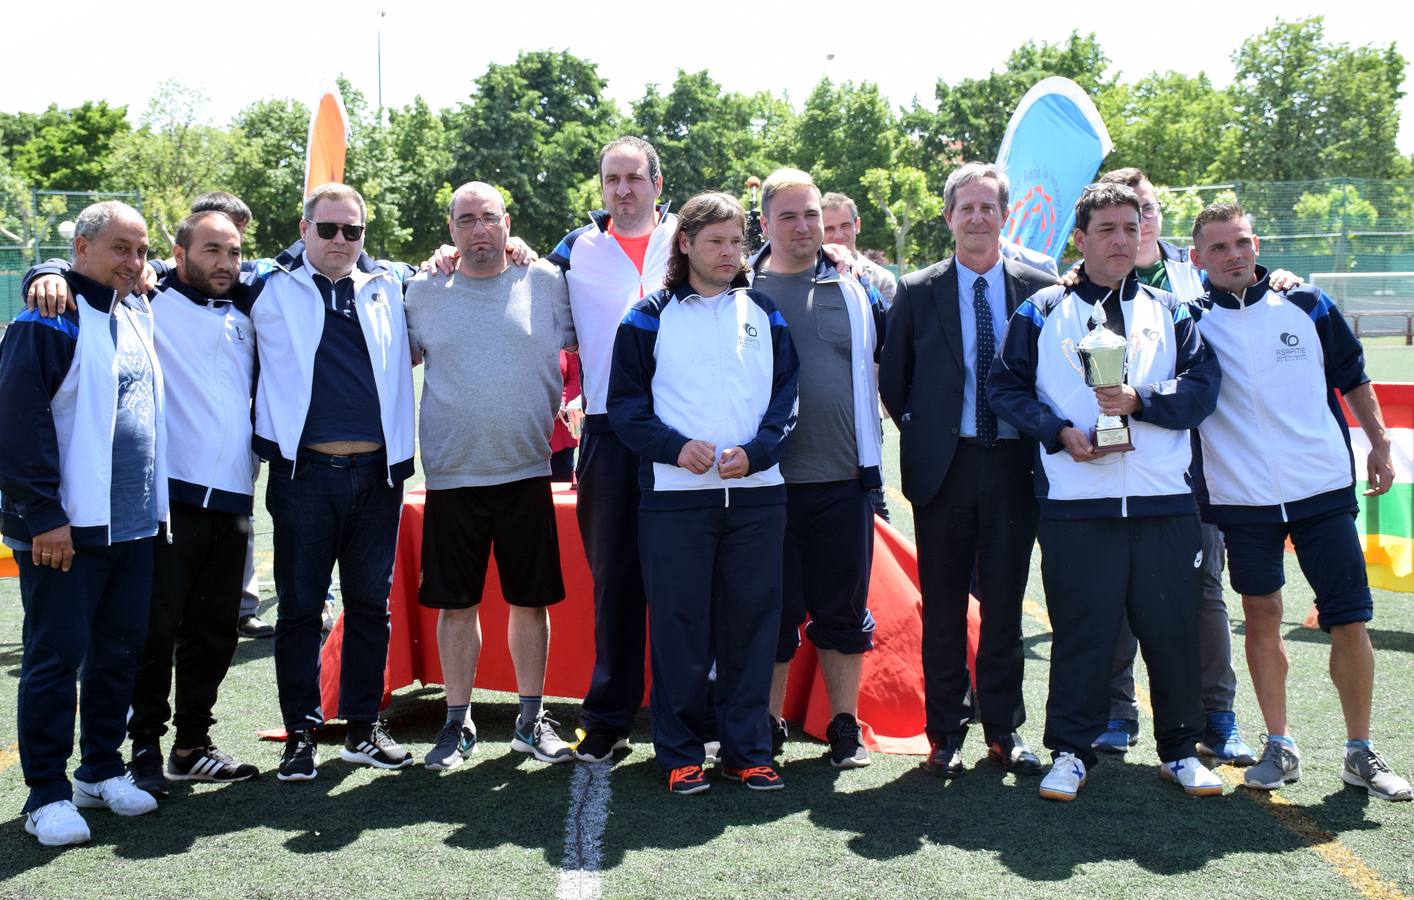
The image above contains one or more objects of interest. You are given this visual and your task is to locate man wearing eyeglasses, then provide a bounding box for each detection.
[404,182,577,772]
[247,182,418,781]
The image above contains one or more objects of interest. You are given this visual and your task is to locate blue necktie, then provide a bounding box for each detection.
[973,276,998,444]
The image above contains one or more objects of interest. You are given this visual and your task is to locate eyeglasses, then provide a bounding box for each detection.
[1139,202,1162,219]
[308,220,365,241]
[452,214,505,231]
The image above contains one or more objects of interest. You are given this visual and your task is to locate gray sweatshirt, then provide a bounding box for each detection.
[404,260,575,488]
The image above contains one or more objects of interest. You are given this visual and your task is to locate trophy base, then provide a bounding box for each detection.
[1091,425,1134,454]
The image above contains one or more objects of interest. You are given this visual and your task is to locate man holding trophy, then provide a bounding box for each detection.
[988,182,1224,801]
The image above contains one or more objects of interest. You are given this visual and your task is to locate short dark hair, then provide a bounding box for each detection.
[1098,167,1149,191]
[1192,202,1249,245]
[175,210,238,249]
[191,191,251,227]
[820,192,859,221]
[664,192,746,291]
[598,136,661,185]
[1074,182,1141,233]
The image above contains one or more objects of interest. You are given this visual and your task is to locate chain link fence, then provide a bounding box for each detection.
[1,190,142,324]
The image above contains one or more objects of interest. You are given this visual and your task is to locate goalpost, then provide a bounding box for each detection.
[1310,272,1414,343]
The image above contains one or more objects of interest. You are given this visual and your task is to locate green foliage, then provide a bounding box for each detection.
[860,165,943,271]
[1100,72,1231,186]
[227,97,310,257]
[8,101,129,191]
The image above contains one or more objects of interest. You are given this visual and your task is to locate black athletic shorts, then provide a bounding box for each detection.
[418,477,565,609]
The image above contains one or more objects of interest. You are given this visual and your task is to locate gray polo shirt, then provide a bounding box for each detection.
[753,267,858,484]
[404,260,575,488]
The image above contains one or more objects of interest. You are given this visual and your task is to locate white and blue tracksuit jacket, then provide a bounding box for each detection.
[1189,268,1366,524]
[987,269,1221,519]
[548,204,677,420]
[0,269,169,547]
[607,278,800,509]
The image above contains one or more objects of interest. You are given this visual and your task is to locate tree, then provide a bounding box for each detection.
[107,81,237,252]
[382,96,455,262]
[1221,17,1407,181]
[446,51,623,254]
[860,165,944,272]
[780,79,899,251]
[1099,72,1231,187]
[227,98,309,257]
[10,101,129,191]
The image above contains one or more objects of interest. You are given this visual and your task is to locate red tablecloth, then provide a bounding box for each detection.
[319,484,979,755]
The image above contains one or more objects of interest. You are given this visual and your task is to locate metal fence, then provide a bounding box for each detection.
[1158,177,1414,283]
[1,190,142,323]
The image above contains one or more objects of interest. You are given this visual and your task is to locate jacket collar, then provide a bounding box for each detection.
[1071,264,1141,305]
[589,201,673,234]
[64,268,124,313]
[668,271,752,303]
[163,271,234,308]
[1206,265,1271,310]
[747,242,841,282]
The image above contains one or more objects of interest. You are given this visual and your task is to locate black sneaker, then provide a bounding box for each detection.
[237,614,275,639]
[573,729,630,763]
[826,713,871,769]
[168,746,259,783]
[128,743,169,798]
[278,730,319,782]
[771,716,789,757]
[341,721,414,769]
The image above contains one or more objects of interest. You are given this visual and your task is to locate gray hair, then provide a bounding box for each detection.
[447,182,506,218]
[943,162,1010,218]
[820,192,859,221]
[303,183,366,223]
[73,200,145,246]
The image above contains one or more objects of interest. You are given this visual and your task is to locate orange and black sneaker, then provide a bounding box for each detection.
[667,765,710,795]
[722,765,784,791]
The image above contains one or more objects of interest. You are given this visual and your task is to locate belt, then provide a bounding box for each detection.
[296,447,387,468]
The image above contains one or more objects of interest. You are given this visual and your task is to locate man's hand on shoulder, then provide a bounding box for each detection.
[507,236,538,266]
[26,274,70,317]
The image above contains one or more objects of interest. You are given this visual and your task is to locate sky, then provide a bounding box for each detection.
[6,1,1414,163]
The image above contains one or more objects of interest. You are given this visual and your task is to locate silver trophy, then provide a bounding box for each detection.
[1071,301,1133,453]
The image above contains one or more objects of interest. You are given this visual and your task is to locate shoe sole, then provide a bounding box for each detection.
[1241,767,1301,790]
[1196,741,1257,766]
[277,769,318,782]
[24,818,90,847]
[340,748,415,769]
[426,746,476,772]
[1091,742,1132,754]
[1160,768,1224,796]
[1341,769,1414,801]
[574,738,632,763]
[921,762,965,777]
[831,754,872,769]
[1039,778,1084,802]
[72,792,156,816]
[511,738,574,763]
[130,781,170,798]
[166,771,257,783]
[669,783,711,795]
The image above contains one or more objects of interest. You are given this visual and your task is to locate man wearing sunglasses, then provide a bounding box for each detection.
[246,183,418,781]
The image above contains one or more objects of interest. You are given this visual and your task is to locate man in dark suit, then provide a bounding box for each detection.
[880,162,1056,777]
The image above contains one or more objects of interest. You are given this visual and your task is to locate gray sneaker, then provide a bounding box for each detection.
[425,721,477,771]
[1342,747,1413,801]
[1244,736,1302,790]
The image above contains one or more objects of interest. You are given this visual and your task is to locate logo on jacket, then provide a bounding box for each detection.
[1142,328,1159,342]
[1276,332,1307,361]
[739,321,761,352]
[234,325,246,343]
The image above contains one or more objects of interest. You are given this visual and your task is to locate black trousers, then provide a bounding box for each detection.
[129,502,248,749]
[17,538,153,812]
[1038,514,1204,766]
[914,440,1037,741]
[575,421,648,736]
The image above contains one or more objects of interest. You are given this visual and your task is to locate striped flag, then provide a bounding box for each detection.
[304,85,350,197]
[1345,383,1414,593]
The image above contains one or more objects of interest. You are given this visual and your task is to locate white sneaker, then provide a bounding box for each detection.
[24,800,91,847]
[703,741,721,768]
[1039,752,1087,802]
[1160,756,1224,796]
[73,774,159,816]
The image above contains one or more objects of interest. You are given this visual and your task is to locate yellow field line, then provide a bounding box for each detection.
[0,742,19,773]
[1020,597,1408,900]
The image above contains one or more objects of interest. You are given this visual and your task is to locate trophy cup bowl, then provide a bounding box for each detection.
[1075,326,1134,454]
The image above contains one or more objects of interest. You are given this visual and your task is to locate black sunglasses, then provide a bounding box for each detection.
[308,220,365,241]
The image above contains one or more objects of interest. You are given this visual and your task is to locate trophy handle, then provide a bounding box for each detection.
[1060,338,1086,379]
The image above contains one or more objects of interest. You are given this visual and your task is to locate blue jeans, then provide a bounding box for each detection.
[266,458,402,730]
[17,538,154,812]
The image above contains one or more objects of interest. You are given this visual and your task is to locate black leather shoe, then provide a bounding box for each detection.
[988,733,1043,775]
[922,733,966,777]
